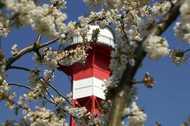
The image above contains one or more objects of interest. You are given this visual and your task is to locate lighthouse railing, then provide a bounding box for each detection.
[63,33,114,49]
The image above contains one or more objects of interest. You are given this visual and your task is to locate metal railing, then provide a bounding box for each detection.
[67,33,115,47]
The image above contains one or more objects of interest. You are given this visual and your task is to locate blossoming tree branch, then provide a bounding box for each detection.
[0,0,190,126]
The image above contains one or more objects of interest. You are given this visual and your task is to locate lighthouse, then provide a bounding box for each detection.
[60,25,114,126]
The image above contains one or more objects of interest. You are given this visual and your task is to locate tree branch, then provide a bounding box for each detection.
[47,82,71,104]
[35,34,41,44]
[8,66,32,72]
[5,37,59,70]
[108,1,183,126]
[8,83,32,90]
[39,37,59,48]
[45,88,56,103]
[41,78,71,105]
[8,83,56,105]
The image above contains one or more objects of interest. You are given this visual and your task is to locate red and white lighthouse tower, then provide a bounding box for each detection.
[60,25,114,126]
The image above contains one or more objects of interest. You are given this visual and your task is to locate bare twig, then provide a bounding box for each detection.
[47,83,71,104]
[45,88,56,103]
[5,37,60,70]
[8,83,32,90]
[8,66,32,72]
[41,78,71,105]
[8,83,56,105]
[39,37,59,48]
[35,34,41,44]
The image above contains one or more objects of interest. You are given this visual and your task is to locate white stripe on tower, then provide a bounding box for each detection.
[73,77,106,100]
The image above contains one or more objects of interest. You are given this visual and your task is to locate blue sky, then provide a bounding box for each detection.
[0,0,190,126]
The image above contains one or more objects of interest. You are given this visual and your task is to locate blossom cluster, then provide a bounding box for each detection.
[18,94,29,110]
[4,0,67,39]
[11,44,19,56]
[84,0,149,9]
[151,1,172,16]
[0,50,6,77]
[127,102,147,126]
[52,96,65,105]
[109,36,129,85]
[41,46,88,69]
[24,107,66,126]
[79,0,173,87]
[65,106,87,118]
[58,46,88,66]
[20,106,87,126]
[27,70,48,100]
[143,35,170,59]
[175,0,190,43]
[0,75,15,109]
[0,76,10,100]
[0,0,187,125]
[0,13,9,37]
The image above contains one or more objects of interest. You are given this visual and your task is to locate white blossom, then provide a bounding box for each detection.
[18,94,29,109]
[43,70,54,82]
[128,102,147,126]
[53,96,65,105]
[42,48,59,69]
[0,51,6,78]
[40,46,88,69]
[24,107,65,126]
[151,1,172,16]
[27,70,47,100]
[0,15,10,37]
[5,0,67,38]
[5,0,36,24]
[0,75,16,109]
[0,22,9,37]
[175,22,190,43]
[83,0,103,5]
[58,46,88,66]
[65,106,87,118]
[0,76,10,93]
[11,44,19,56]
[180,0,190,18]
[143,35,170,59]
[109,41,128,85]
[50,0,67,9]
[175,0,190,43]
[0,0,187,125]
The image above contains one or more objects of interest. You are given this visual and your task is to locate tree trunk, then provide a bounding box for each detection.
[108,1,182,125]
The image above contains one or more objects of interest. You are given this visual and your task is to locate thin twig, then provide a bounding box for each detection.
[6,37,60,70]
[47,82,71,104]
[132,80,144,84]
[39,37,59,48]
[184,48,190,53]
[8,83,56,105]
[45,88,56,103]
[43,93,56,105]
[6,45,34,69]
[41,78,71,104]
[8,66,32,72]
[8,83,32,90]
[35,34,41,44]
